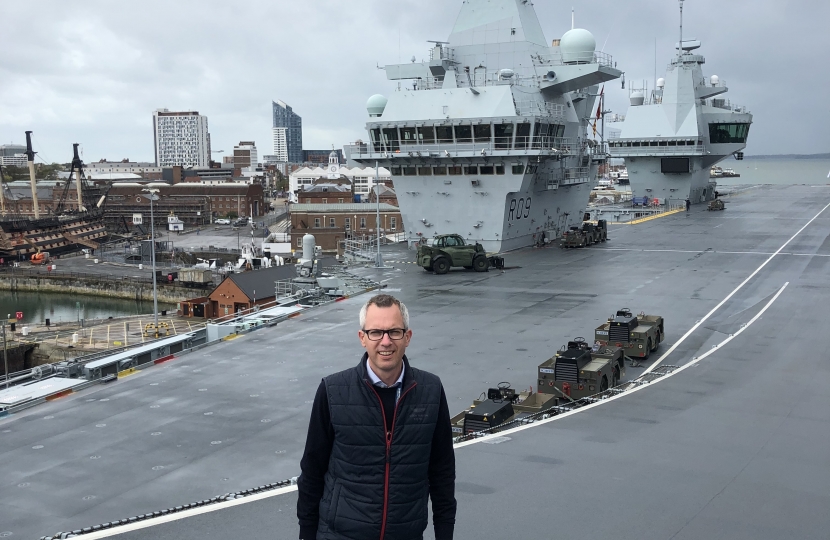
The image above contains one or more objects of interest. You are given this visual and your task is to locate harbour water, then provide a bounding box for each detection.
[714,157,830,186]
[0,291,172,326]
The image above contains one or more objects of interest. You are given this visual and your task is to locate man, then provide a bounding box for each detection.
[686,198,691,212]
[298,294,456,540]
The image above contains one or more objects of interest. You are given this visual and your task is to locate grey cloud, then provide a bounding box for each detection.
[1,0,827,162]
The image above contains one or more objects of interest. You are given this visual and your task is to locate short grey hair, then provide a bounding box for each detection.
[359,294,410,329]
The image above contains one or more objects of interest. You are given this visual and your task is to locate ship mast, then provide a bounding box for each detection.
[678,0,684,59]
[24,131,40,219]
[0,162,6,215]
[71,143,87,212]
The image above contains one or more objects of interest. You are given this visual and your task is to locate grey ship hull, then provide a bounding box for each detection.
[6,184,830,540]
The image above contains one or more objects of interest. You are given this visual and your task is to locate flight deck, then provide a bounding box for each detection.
[2,184,829,539]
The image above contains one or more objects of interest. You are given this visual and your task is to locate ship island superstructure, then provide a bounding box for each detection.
[609,0,752,205]
[347,0,622,252]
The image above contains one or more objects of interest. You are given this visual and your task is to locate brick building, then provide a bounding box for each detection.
[297,178,354,204]
[104,182,265,231]
[290,203,402,253]
[207,266,298,317]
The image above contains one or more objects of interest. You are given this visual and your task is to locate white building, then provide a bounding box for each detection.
[85,161,161,178]
[0,154,27,167]
[0,144,27,167]
[289,151,390,198]
[153,109,211,167]
[272,127,288,162]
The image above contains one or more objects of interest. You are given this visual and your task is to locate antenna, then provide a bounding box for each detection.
[678,0,684,58]
[571,7,574,30]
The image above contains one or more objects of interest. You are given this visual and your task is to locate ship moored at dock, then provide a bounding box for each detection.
[347,0,622,252]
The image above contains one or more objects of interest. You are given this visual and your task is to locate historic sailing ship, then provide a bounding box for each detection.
[0,131,108,260]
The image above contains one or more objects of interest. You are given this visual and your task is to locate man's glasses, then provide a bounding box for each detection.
[362,328,407,341]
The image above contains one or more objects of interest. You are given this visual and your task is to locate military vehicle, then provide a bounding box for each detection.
[450,338,626,435]
[560,226,588,248]
[450,383,557,436]
[708,199,726,211]
[416,234,504,274]
[594,308,664,359]
[537,338,626,401]
[582,219,608,243]
[561,220,607,248]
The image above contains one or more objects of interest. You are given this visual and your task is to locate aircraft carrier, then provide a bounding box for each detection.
[3,2,829,539]
[2,183,829,540]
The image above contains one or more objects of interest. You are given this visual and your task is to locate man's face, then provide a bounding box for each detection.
[359,304,412,378]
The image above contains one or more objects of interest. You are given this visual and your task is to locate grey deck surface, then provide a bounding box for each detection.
[2,185,829,539]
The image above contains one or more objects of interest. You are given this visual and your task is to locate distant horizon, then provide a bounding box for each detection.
[745,153,830,160]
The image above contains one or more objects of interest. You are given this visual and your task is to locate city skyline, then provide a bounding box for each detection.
[1,0,828,163]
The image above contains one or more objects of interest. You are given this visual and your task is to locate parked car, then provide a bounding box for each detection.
[214,218,230,225]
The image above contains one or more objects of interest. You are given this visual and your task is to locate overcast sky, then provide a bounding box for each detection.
[2,0,827,164]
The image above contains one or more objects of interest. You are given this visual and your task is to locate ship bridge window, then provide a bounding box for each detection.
[515,123,531,149]
[435,126,453,144]
[418,126,435,144]
[390,166,402,176]
[495,164,505,175]
[464,165,478,175]
[433,166,447,175]
[494,123,514,149]
[370,128,381,151]
[381,128,400,151]
[512,164,525,174]
[448,165,463,175]
[553,124,565,137]
[479,165,495,175]
[400,127,417,144]
[532,123,549,148]
[403,166,417,176]
[474,124,492,143]
[632,142,641,147]
[417,166,432,176]
[649,142,658,146]
[454,125,472,143]
[709,123,750,144]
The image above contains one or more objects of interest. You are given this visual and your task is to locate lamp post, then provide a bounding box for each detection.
[373,162,388,268]
[141,188,160,335]
[3,321,8,390]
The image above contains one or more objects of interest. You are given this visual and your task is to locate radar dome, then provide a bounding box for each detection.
[656,78,665,88]
[366,94,388,117]
[710,75,720,86]
[629,91,645,106]
[560,28,596,64]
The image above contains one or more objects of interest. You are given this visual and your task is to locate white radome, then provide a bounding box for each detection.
[560,28,596,64]
[366,94,388,117]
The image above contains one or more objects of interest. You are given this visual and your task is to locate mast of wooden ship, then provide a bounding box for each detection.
[72,144,87,212]
[24,131,40,219]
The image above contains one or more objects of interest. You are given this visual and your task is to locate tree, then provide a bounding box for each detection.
[1,165,28,182]
[36,163,65,180]
[226,210,238,219]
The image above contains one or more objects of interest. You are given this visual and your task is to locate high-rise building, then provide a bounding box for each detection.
[0,144,27,167]
[272,100,302,163]
[153,109,211,167]
[233,141,258,170]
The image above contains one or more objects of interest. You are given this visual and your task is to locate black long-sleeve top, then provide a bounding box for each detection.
[297,379,457,540]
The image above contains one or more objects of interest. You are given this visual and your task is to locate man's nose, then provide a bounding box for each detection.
[380,332,394,345]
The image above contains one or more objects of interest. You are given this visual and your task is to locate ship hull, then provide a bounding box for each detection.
[391,163,596,253]
[0,209,109,260]
[626,157,715,205]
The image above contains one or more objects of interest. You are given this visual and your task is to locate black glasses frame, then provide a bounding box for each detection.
[361,328,408,341]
